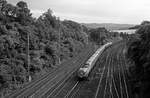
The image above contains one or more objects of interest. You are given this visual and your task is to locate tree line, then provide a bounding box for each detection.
[0,0,91,96]
[127,21,150,98]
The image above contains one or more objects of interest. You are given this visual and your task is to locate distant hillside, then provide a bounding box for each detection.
[82,23,135,30]
[129,25,141,29]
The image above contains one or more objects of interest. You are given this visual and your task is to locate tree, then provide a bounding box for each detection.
[89,27,107,44]
[141,21,150,25]
[1,3,16,17]
[16,1,32,25]
[0,1,91,96]
[16,1,28,9]
[127,24,150,98]
[136,24,150,41]
[0,0,7,9]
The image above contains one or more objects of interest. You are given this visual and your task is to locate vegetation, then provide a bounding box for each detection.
[89,27,121,45]
[89,27,108,44]
[127,21,150,98]
[129,20,150,29]
[0,0,92,96]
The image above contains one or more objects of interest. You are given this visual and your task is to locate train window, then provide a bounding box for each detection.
[84,64,89,68]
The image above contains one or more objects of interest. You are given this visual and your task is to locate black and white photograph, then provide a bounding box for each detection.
[0,0,150,98]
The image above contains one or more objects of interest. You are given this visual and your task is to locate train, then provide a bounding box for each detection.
[77,42,112,79]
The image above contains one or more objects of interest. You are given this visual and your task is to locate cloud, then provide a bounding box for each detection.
[8,0,150,24]
[31,9,44,18]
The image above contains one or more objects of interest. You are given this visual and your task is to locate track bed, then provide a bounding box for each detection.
[46,41,132,98]
[6,42,133,98]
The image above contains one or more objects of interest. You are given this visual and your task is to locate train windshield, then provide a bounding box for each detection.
[84,64,89,68]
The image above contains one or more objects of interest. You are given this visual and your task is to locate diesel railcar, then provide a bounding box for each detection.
[77,42,112,79]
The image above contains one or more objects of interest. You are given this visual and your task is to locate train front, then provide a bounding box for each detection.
[77,67,88,78]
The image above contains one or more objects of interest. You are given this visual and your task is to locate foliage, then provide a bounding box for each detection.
[0,0,90,96]
[129,20,150,29]
[127,23,150,98]
[89,27,120,44]
[89,27,108,44]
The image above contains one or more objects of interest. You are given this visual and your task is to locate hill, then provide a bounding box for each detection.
[82,23,135,30]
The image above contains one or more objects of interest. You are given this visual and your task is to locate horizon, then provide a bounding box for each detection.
[81,23,137,25]
[8,0,150,25]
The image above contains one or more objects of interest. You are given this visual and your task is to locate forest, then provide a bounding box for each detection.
[0,0,118,96]
[127,21,150,98]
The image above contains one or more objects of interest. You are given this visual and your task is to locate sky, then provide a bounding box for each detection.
[8,0,150,24]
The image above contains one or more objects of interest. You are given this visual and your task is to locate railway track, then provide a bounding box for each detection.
[120,51,129,98]
[47,41,132,98]
[5,45,95,98]
[111,42,131,98]
[49,44,113,98]
[45,47,109,98]
[121,46,133,98]
[94,48,113,98]
[111,46,121,98]
[31,44,110,98]
[69,46,111,98]
[6,41,132,98]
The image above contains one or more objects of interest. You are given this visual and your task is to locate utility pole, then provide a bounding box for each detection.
[27,32,31,82]
[58,22,61,65]
[81,25,88,45]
